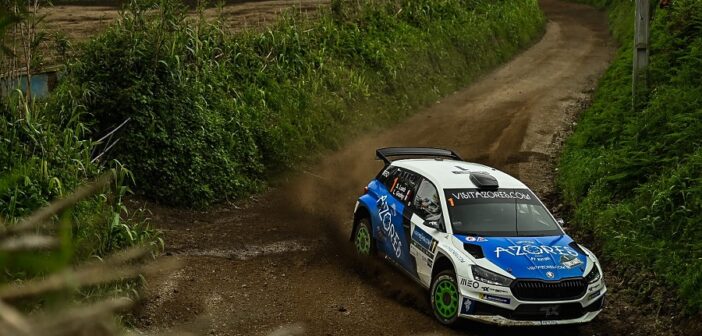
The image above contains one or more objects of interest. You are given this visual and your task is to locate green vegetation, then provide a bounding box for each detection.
[1,0,159,287]
[54,0,545,207]
[0,94,161,270]
[559,0,702,312]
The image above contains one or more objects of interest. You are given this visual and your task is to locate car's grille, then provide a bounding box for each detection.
[511,278,587,301]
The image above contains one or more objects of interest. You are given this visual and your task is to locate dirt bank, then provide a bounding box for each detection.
[131,1,676,335]
[43,0,327,40]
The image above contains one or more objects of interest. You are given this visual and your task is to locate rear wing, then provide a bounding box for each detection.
[375,147,463,165]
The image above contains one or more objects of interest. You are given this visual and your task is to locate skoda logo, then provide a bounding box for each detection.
[546,271,555,279]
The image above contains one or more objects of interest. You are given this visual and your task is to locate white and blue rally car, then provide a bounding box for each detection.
[351,147,605,326]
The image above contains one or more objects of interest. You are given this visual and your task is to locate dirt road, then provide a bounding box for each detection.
[36,1,326,67]
[134,1,679,335]
[44,0,327,41]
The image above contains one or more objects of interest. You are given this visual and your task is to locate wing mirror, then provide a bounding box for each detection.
[424,217,444,231]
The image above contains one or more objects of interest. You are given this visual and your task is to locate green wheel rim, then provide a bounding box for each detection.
[434,279,459,319]
[355,225,371,255]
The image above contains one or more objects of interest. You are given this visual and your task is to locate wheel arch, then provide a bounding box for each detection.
[351,203,372,241]
[431,252,456,281]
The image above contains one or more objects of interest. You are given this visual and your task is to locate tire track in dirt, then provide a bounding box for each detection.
[133,1,634,335]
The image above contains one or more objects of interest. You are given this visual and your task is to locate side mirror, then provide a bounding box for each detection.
[424,217,444,231]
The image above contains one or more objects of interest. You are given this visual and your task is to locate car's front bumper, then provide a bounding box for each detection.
[458,295,605,326]
[456,275,607,326]
[462,310,601,326]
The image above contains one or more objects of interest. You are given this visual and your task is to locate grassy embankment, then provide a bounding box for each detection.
[560,0,702,312]
[0,2,159,312]
[52,0,546,207]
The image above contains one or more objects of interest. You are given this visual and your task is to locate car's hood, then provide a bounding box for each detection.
[454,234,588,281]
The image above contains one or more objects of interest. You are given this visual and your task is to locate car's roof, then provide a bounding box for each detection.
[391,159,528,190]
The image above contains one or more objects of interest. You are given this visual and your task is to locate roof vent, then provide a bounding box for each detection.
[470,172,499,190]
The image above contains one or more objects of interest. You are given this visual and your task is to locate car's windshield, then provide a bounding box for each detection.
[444,188,562,237]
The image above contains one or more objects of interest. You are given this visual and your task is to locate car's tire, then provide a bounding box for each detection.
[353,217,375,256]
[430,269,461,325]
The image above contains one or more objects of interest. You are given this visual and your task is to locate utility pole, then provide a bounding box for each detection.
[633,0,650,109]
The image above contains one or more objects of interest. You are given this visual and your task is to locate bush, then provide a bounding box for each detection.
[559,0,702,312]
[56,0,546,207]
[0,91,160,266]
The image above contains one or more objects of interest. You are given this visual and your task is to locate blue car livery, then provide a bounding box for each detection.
[351,148,606,326]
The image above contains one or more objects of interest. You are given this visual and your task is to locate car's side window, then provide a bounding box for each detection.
[377,166,399,189]
[412,179,443,222]
[379,167,420,203]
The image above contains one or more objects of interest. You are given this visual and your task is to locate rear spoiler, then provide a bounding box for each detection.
[375,147,463,165]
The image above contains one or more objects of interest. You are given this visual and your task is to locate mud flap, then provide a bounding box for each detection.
[460,295,476,316]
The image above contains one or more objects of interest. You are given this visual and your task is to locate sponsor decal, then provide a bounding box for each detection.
[392,184,409,201]
[460,278,480,289]
[540,320,559,326]
[494,245,579,258]
[451,190,532,201]
[560,254,583,269]
[479,293,510,304]
[491,288,510,295]
[460,279,510,294]
[376,195,402,258]
[539,305,560,317]
[411,227,435,258]
[464,236,488,243]
[588,289,602,300]
[447,246,465,263]
[528,265,568,271]
[461,297,475,314]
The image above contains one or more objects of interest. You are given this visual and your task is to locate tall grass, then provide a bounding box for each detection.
[55,0,546,207]
[0,93,161,266]
[559,0,702,312]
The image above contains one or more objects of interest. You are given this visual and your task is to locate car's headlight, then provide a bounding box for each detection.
[472,266,513,287]
[585,265,601,284]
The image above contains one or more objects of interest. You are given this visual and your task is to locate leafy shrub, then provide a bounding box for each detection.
[559,0,702,312]
[56,0,545,207]
[0,90,160,265]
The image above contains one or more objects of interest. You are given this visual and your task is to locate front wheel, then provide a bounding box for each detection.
[430,270,460,325]
[353,218,375,256]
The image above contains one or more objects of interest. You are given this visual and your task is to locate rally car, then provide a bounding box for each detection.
[351,147,605,326]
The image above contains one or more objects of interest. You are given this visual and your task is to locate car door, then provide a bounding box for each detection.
[375,166,418,273]
[408,178,444,286]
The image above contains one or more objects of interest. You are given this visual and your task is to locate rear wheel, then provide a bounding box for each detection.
[431,270,460,325]
[353,218,375,256]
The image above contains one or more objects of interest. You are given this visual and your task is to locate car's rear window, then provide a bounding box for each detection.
[444,189,562,237]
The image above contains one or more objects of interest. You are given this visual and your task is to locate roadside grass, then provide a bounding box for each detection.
[0,96,160,264]
[54,0,546,207]
[559,0,702,312]
[0,2,162,323]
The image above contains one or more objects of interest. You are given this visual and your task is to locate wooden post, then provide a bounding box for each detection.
[633,0,650,108]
